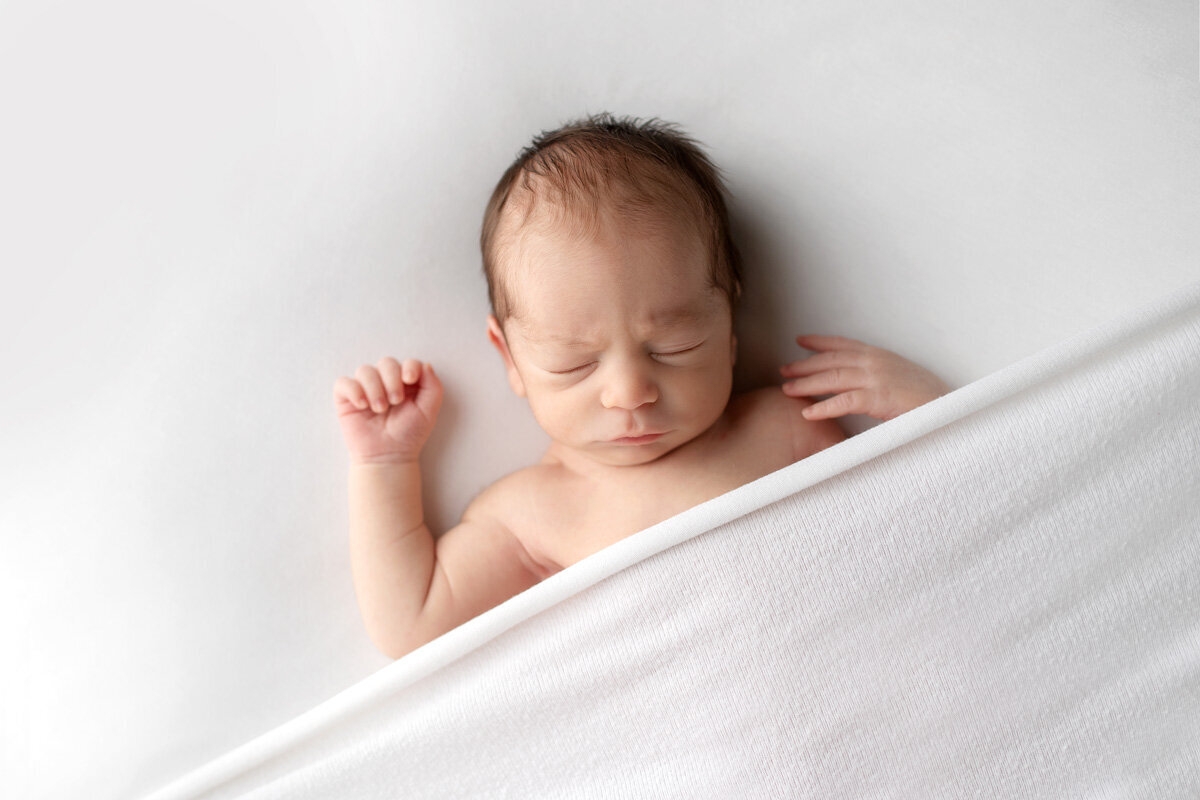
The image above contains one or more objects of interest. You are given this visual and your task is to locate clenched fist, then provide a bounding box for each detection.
[333,357,444,465]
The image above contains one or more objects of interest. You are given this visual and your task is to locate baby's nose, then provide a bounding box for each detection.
[600,364,659,410]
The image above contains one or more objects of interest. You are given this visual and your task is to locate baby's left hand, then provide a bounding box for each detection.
[780,334,952,422]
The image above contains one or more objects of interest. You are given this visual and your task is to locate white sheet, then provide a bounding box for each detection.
[145,283,1200,797]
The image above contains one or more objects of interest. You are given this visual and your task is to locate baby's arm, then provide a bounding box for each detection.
[346,466,542,658]
[346,460,434,657]
[778,334,951,421]
[334,358,542,659]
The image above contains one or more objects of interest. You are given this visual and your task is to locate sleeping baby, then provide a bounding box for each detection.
[333,113,951,659]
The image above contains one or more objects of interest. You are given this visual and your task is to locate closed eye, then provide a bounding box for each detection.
[546,342,704,374]
[547,361,596,375]
[652,343,703,360]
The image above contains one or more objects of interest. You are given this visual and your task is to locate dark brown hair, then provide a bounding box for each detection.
[480,112,743,324]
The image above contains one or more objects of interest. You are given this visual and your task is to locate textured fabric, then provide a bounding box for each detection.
[147,282,1200,799]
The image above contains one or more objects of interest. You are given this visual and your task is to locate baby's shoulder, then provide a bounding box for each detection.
[726,385,798,430]
[727,386,846,460]
[463,461,572,536]
[465,464,552,515]
[728,385,790,415]
[463,463,568,576]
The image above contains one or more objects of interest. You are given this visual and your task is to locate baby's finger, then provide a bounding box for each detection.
[377,357,404,404]
[354,364,389,414]
[333,376,370,411]
[412,362,444,420]
[401,358,422,385]
[801,389,871,420]
[795,334,867,352]
[782,366,870,397]
[779,349,866,378]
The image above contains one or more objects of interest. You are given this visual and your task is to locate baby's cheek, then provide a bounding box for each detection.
[674,370,726,421]
[528,390,588,441]
[702,366,734,418]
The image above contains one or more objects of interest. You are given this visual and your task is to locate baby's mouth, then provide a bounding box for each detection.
[608,432,667,445]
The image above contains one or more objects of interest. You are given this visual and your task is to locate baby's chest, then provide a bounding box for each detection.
[527,479,711,570]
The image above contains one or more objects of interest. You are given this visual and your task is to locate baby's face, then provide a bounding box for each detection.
[489,209,736,467]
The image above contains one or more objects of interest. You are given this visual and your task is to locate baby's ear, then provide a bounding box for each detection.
[486,314,527,397]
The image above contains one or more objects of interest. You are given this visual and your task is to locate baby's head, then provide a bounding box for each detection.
[479,113,743,466]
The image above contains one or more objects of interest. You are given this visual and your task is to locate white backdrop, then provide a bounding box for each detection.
[1,2,1195,798]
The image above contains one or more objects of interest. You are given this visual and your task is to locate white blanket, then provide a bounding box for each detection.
[148,282,1200,799]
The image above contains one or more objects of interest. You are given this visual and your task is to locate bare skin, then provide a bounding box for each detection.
[468,384,843,573]
[333,207,951,658]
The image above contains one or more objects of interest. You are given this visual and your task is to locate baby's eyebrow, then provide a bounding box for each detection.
[529,331,600,349]
[515,324,596,348]
[648,305,709,327]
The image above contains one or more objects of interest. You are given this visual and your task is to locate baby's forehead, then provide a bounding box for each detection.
[493,181,714,319]
[516,294,714,326]
[508,232,710,304]
[501,207,707,277]
[508,286,725,350]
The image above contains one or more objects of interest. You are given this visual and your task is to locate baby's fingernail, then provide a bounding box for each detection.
[390,394,401,404]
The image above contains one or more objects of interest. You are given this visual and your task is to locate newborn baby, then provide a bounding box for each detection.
[333,114,950,659]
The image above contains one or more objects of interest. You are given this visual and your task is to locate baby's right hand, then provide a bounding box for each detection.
[333,358,444,466]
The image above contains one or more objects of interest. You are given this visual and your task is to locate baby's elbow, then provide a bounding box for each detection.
[379,635,427,661]
[365,621,426,660]
[376,607,455,660]
[369,631,411,661]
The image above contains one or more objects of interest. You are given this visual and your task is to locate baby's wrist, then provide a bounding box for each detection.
[350,455,421,469]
